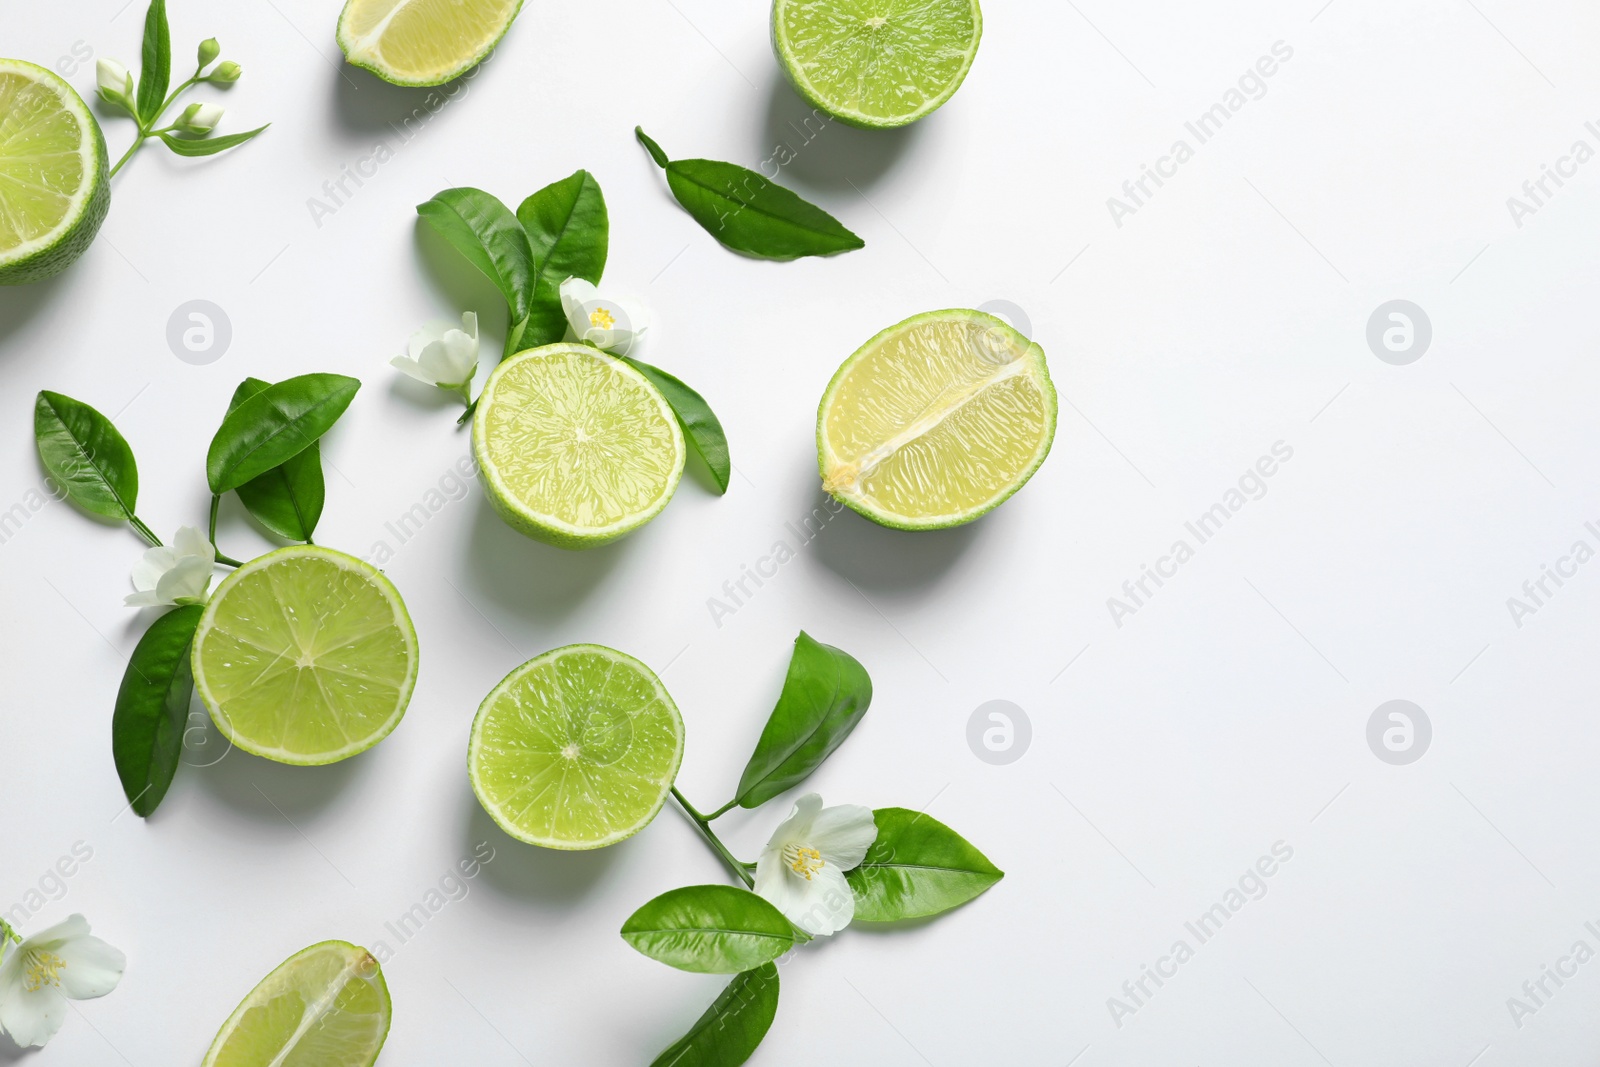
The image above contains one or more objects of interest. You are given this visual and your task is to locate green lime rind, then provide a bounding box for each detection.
[472,344,686,550]
[770,0,983,130]
[191,545,419,766]
[468,643,685,851]
[335,0,524,87]
[0,60,110,286]
[817,308,1056,531]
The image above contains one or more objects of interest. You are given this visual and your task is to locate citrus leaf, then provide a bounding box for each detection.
[112,604,202,818]
[206,373,359,494]
[225,378,325,541]
[158,125,269,157]
[136,0,171,123]
[845,808,1004,922]
[515,169,608,350]
[417,187,534,324]
[650,963,778,1067]
[621,885,796,974]
[622,356,729,494]
[33,391,139,521]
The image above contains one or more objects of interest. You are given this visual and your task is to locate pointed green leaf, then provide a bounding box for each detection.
[225,378,325,541]
[846,808,1004,922]
[650,963,779,1067]
[33,391,139,521]
[515,169,608,350]
[206,373,359,494]
[733,632,871,809]
[622,356,729,494]
[136,0,171,123]
[417,187,535,324]
[621,885,796,974]
[158,125,269,157]
[113,604,203,818]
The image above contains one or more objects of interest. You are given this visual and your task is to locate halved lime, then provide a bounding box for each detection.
[469,644,685,850]
[203,941,391,1067]
[771,0,983,129]
[473,343,685,549]
[337,0,523,86]
[818,308,1056,529]
[192,546,419,766]
[0,60,109,285]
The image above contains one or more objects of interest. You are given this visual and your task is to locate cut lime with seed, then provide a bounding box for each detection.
[203,941,391,1067]
[818,308,1056,529]
[192,546,419,766]
[469,644,685,850]
[473,343,685,549]
[771,0,983,129]
[337,0,523,86]
[0,59,109,285]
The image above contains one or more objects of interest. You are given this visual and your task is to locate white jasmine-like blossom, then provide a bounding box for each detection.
[0,915,125,1048]
[95,60,134,112]
[125,525,214,607]
[560,277,647,356]
[391,312,479,404]
[177,102,224,134]
[754,794,876,936]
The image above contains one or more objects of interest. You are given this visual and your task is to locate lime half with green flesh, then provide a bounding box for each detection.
[203,941,391,1067]
[469,644,685,850]
[473,343,685,549]
[337,0,524,86]
[818,309,1055,530]
[192,546,419,766]
[771,0,983,128]
[0,60,109,285]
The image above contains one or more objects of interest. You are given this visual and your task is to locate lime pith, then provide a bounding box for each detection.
[191,546,419,766]
[817,309,1056,530]
[468,644,685,850]
[337,0,524,86]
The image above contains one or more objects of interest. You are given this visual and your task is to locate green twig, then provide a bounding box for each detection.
[108,74,200,179]
[207,494,243,568]
[671,787,754,888]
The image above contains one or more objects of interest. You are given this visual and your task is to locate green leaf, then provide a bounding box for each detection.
[650,963,779,1067]
[225,378,325,541]
[636,128,863,261]
[846,808,1004,922]
[636,127,670,168]
[33,391,139,521]
[158,125,269,157]
[136,0,171,123]
[622,356,730,494]
[417,188,535,325]
[112,604,203,818]
[515,169,608,350]
[733,632,871,809]
[621,885,797,974]
[206,373,359,494]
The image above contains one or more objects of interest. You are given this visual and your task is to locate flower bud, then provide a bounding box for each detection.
[95,58,134,108]
[177,102,224,134]
[207,61,242,84]
[197,38,221,69]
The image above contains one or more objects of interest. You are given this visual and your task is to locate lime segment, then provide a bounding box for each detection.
[192,546,419,766]
[469,644,685,850]
[0,60,109,285]
[817,309,1056,529]
[771,0,983,128]
[337,0,523,86]
[203,941,391,1067]
[473,344,685,548]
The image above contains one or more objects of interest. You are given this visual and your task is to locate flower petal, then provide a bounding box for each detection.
[0,974,66,1048]
[406,321,452,361]
[390,356,436,385]
[53,936,125,1001]
[559,278,600,338]
[155,555,212,605]
[459,311,478,341]
[810,804,877,870]
[129,546,176,592]
[789,865,855,936]
[762,794,823,854]
[754,857,816,930]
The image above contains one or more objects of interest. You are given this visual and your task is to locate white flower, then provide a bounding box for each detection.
[177,102,224,134]
[754,794,876,936]
[391,312,479,403]
[125,526,214,607]
[560,277,647,356]
[95,59,134,111]
[0,916,125,1048]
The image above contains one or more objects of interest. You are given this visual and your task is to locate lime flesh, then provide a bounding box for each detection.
[818,309,1056,529]
[771,0,983,128]
[203,941,391,1067]
[191,546,419,766]
[469,644,685,850]
[337,0,524,86]
[0,60,109,285]
[473,344,685,549]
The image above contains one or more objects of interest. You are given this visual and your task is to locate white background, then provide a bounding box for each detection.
[4,0,1600,1063]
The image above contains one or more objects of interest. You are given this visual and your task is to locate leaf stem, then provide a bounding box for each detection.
[109,75,199,179]
[706,799,739,820]
[207,494,243,568]
[0,918,20,944]
[128,515,163,548]
[671,786,754,889]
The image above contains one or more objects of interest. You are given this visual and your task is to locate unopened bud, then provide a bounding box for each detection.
[197,38,221,69]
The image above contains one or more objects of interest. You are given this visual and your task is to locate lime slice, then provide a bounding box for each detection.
[469,644,685,850]
[818,308,1056,529]
[337,0,523,86]
[473,343,685,549]
[203,941,391,1067]
[771,0,983,129]
[192,546,419,766]
[0,60,109,286]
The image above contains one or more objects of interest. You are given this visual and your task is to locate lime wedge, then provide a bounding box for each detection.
[473,343,685,549]
[192,546,419,766]
[469,644,685,850]
[818,308,1056,529]
[771,0,983,128]
[203,941,391,1067]
[0,60,109,285]
[337,0,523,86]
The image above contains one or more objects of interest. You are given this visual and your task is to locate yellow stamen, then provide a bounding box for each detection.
[784,845,824,880]
[589,306,616,330]
[24,951,66,993]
